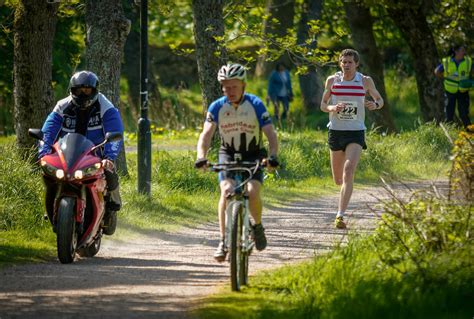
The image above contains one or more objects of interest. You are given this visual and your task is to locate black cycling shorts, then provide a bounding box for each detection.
[328,129,367,152]
[218,152,264,184]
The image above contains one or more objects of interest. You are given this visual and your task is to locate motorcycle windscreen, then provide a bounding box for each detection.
[58,133,96,169]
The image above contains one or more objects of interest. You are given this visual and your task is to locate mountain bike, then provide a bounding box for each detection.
[210,157,263,291]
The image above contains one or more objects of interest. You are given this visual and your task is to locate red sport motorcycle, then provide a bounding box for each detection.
[29,129,122,264]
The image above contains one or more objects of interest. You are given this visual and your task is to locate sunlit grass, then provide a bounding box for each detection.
[0,229,56,267]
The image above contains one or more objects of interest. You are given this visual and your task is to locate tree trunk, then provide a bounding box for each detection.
[191,0,227,113]
[122,1,141,116]
[344,1,396,132]
[296,0,323,114]
[386,2,444,123]
[84,0,130,175]
[255,0,296,77]
[13,0,58,153]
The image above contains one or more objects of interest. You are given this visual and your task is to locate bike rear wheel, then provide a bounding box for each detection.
[229,201,244,291]
[57,197,77,264]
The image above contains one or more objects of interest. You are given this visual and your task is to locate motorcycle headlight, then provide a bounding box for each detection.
[56,169,65,179]
[40,160,64,180]
[74,162,101,180]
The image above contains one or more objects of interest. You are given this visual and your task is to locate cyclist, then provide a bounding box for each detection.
[195,63,279,262]
[39,71,124,234]
[320,49,384,229]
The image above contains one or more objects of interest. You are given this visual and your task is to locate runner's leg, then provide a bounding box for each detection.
[330,150,345,185]
[338,143,363,213]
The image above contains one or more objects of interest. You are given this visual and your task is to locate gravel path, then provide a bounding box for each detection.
[0,180,447,319]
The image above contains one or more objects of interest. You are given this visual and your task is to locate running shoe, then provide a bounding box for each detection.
[335,216,346,229]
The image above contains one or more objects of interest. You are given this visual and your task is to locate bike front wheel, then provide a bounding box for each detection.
[229,201,245,291]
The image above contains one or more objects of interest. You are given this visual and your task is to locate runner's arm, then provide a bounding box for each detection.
[320,76,345,113]
[364,76,384,111]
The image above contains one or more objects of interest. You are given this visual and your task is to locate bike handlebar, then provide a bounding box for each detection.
[209,161,264,173]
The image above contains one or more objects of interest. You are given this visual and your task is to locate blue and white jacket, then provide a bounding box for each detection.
[39,93,124,160]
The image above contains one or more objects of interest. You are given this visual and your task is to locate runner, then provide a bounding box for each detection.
[320,49,384,229]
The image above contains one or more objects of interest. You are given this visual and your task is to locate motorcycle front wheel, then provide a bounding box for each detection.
[57,197,78,264]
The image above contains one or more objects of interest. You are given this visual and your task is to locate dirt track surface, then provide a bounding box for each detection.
[0,180,447,319]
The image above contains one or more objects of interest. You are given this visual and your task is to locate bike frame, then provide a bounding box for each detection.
[224,169,253,256]
[211,160,261,291]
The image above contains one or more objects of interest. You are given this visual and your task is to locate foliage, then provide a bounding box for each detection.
[448,125,473,202]
[0,4,15,135]
[0,0,84,134]
[275,130,330,180]
[51,0,85,99]
[425,0,473,53]
[153,150,216,193]
[0,143,44,231]
[148,0,195,46]
[373,187,472,284]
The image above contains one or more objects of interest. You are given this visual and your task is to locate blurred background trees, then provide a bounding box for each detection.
[1,0,472,145]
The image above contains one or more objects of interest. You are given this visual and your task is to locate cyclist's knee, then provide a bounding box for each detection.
[219,180,233,197]
[247,182,261,199]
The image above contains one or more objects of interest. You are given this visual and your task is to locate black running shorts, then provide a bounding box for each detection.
[328,129,367,151]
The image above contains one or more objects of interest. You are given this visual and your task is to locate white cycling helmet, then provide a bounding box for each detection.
[217,63,246,82]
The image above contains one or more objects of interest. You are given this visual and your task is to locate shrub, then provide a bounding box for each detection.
[0,144,44,231]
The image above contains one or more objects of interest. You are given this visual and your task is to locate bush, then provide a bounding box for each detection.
[448,126,473,202]
[277,130,330,180]
[0,144,44,231]
[153,150,217,193]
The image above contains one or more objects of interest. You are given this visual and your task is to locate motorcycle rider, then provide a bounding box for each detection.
[39,71,124,234]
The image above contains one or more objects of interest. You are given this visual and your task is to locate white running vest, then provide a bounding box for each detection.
[328,71,366,131]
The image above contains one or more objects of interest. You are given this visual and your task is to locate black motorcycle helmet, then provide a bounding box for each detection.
[69,71,99,109]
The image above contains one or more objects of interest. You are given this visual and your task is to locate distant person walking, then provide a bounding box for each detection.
[320,49,384,229]
[435,44,473,128]
[267,63,293,124]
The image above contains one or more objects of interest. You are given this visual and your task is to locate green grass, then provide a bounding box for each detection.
[196,238,472,319]
[0,229,56,266]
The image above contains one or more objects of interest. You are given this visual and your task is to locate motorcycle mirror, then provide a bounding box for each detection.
[104,132,123,143]
[91,132,123,153]
[28,128,44,141]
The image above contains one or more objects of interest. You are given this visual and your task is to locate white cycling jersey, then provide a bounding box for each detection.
[206,93,272,156]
